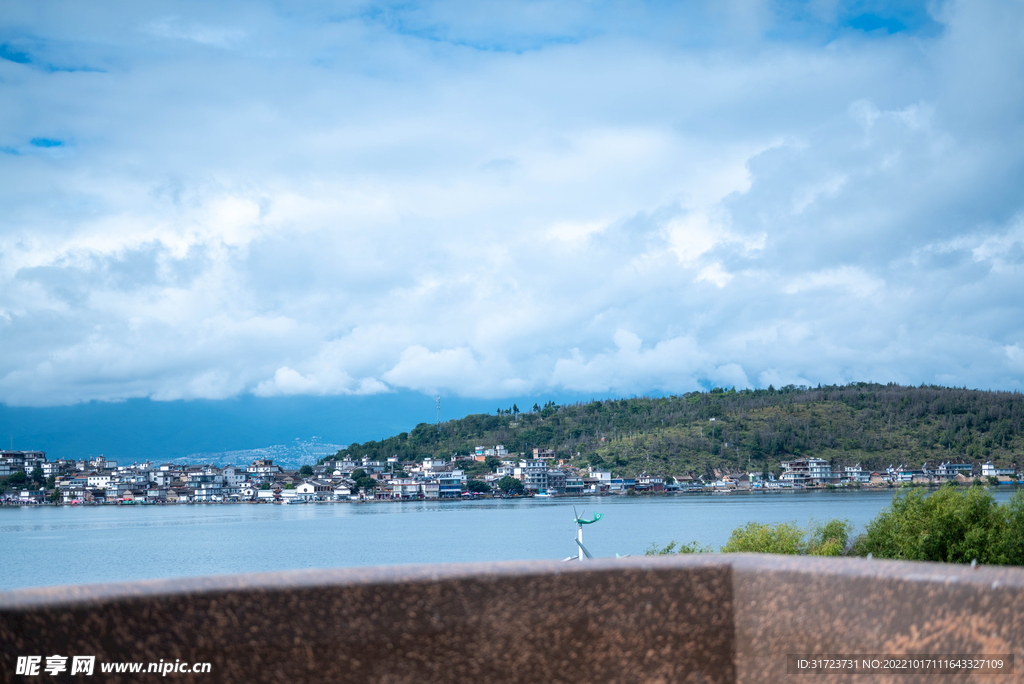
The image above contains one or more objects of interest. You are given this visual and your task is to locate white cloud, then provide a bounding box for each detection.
[143,17,246,48]
[2,0,1024,406]
[784,266,885,298]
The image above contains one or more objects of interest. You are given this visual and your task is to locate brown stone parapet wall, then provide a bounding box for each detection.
[0,555,1021,683]
[0,558,735,684]
[728,555,1024,684]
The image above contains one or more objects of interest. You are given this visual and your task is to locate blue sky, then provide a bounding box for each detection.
[2,0,1024,413]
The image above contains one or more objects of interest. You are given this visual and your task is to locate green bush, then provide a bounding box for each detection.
[806,518,853,556]
[850,485,1024,565]
[644,540,713,555]
[646,487,1024,566]
[645,518,851,557]
[722,521,807,555]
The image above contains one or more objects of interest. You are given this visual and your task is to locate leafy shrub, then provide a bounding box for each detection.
[644,540,713,555]
[647,488,1024,566]
[646,518,850,556]
[851,486,1024,565]
[722,521,807,554]
[806,518,853,556]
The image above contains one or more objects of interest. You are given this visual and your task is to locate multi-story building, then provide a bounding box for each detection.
[221,466,248,487]
[437,473,462,498]
[88,456,116,470]
[12,451,47,470]
[0,450,46,476]
[87,472,112,489]
[636,475,664,492]
[544,469,566,494]
[842,464,870,484]
[189,471,225,501]
[60,473,88,489]
[247,459,282,483]
[609,478,636,492]
[105,482,132,500]
[887,465,929,484]
[495,463,517,477]
[982,462,1016,479]
[780,458,831,485]
[935,462,974,479]
[41,459,73,477]
[564,475,585,495]
[150,467,180,487]
[515,459,548,493]
[421,458,449,473]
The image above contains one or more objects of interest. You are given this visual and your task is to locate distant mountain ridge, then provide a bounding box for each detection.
[0,391,504,463]
[168,440,347,470]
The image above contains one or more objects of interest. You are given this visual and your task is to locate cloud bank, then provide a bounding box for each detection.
[1,0,1023,406]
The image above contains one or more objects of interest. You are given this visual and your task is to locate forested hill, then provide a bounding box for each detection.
[325,384,1024,479]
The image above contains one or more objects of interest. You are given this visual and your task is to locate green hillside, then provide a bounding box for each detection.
[325,384,1024,479]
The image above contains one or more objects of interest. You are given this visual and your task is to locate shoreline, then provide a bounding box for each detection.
[3,482,1021,508]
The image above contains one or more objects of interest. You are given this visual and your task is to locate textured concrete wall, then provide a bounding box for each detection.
[1,555,1021,684]
[728,555,1024,684]
[0,558,734,684]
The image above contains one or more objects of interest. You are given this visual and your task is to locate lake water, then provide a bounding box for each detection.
[2,489,1019,591]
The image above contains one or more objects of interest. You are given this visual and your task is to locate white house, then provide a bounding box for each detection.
[295,479,333,501]
[982,462,1016,478]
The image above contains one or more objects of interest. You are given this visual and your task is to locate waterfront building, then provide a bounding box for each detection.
[843,464,870,484]
[780,457,831,485]
[388,479,419,500]
[609,478,636,492]
[545,469,566,494]
[61,487,85,503]
[936,462,974,479]
[636,475,665,492]
[189,471,225,501]
[564,475,585,494]
[982,462,1016,479]
[105,482,131,500]
[438,473,462,498]
[332,481,355,500]
[17,489,45,503]
[514,459,548,493]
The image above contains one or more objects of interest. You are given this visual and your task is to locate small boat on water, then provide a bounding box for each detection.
[535,489,556,498]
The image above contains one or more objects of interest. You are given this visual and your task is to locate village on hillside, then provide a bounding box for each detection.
[1,446,1021,505]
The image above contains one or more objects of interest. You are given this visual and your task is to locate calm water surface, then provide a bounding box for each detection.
[2,489,1018,591]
